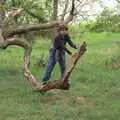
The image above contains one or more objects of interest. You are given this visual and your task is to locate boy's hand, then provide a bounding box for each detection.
[76,45,80,49]
[84,40,88,45]
[76,41,88,49]
[71,52,78,58]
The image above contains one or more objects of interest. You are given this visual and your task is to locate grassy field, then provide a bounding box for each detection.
[0,32,120,120]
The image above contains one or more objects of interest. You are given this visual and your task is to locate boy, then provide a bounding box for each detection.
[42,24,78,84]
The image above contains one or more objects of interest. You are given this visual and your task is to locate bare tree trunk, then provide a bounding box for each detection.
[0,0,5,25]
[52,0,58,20]
[61,0,69,21]
[64,0,75,24]
[0,28,4,46]
[51,0,59,41]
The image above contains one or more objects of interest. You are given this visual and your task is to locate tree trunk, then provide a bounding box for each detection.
[0,0,5,25]
[0,28,4,46]
[51,0,59,41]
[61,0,69,21]
[52,0,58,20]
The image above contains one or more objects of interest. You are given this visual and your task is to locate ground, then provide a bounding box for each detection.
[0,32,120,120]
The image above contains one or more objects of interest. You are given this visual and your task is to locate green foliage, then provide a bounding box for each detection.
[3,0,54,42]
[87,8,120,32]
[4,0,52,24]
[0,32,120,119]
[68,24,88,39]
[105,40,120,69]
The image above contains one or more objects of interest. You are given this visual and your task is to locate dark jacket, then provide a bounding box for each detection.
[54,34,77,55]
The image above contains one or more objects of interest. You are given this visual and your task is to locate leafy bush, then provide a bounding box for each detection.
[81,8,120,33]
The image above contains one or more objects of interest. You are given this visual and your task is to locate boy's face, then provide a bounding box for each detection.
[59,30,65,35]
[59,29,68,35]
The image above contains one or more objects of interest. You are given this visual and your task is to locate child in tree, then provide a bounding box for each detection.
[42,24,78,84]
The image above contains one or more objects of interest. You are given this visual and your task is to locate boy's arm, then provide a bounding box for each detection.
[62,45,72,55]
[66,35,78,49]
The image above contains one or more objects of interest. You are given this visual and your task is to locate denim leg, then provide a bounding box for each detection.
[42,48,56,81]
[58,51,66,77]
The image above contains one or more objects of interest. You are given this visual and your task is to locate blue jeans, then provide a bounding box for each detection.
[42,46,66,81]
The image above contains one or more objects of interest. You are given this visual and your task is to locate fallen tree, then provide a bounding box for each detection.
[1,36,87,93]
[0,0,88,93]
[24,41,87,93]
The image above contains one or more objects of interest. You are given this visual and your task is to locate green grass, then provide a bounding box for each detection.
[0,32,120,120]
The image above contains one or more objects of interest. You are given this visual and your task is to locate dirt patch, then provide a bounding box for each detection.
[40,95,67,103]
[101,48,114,55]
[106,56,120,69]
[76,96,96,108]
[7,117,16,120]
[77,96,87,101]
[76,96,87,105]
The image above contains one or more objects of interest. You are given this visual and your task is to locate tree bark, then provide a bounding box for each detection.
[0,28,4,46]
[52,0,58,20]
[61,0,69,21]
[64,0,75,24]
[0,0,5,25]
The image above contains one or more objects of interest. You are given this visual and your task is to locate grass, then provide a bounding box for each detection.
[0,32,120,120]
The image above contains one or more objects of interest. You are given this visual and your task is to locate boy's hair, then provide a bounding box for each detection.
[57,24,68,32]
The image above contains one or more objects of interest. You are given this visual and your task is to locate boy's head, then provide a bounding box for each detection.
[57,24,68,35]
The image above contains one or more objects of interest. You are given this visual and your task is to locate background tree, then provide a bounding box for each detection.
[84,7,120,33]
